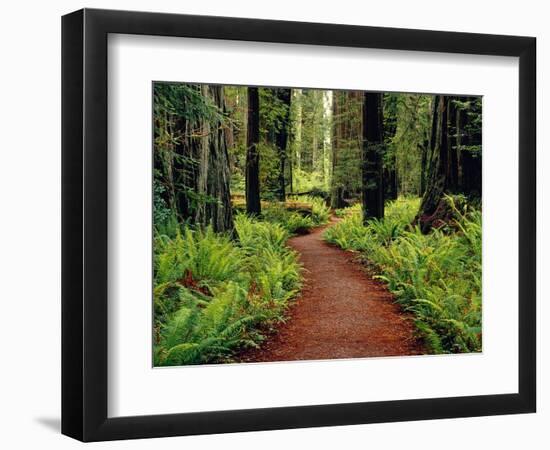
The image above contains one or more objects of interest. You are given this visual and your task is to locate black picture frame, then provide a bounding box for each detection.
[62,8,536,442]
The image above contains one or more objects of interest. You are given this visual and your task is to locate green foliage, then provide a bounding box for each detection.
[292,168,328,194]
[390,95,433,195]
[262,204,315,234]
[259,88,291,139]
[307,196,331,225]
[324,197,481,354]
[260,196,330,234]
[154,215,302,366]
[331,91,363,199]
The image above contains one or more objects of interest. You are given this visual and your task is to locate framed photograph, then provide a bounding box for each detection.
[61,8,536,442]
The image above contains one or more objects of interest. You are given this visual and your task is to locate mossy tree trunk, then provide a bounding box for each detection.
[196,85,234,232]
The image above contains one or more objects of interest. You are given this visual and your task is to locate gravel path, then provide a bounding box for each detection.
[239,217,424,362]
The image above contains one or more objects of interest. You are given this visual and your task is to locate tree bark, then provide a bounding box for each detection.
[384,167,398,200]
[419,138,429,195]
[245,87,261,215]
[459,96,482,198]
[383,94,398,201]
[416,95,448,233]
[330,91,346,208]
[362,92,384,223]
[167,85,233,232]
[275,88,291,201]
[447,97,459,192]
[199,85,234,232]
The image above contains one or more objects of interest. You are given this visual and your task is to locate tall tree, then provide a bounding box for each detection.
[362,92,385,223]
[153,83,234,232]
[331,91,345,208]
[417,95,482,232]
[457,96,482,197]
[417,95,448,233]
[245,87,261,215]
[383,93,398,200]
[274,88,291,201]
[293,89,303,173]
[420,96,439,196]
[447,98,459,192]
[331,91,362,207]
[195,85,234,232]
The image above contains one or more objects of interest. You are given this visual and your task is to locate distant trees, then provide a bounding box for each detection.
[383,93,398,201]
[331,91,362,208]
[330,91,345,208]
[274,89,292,201]
[361,92,385,223]
[245,87,261,215]
[457,97,482,198]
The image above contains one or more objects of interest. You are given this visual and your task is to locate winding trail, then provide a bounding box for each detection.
[239,217,424,362]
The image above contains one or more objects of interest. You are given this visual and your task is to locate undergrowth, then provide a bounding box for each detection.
[153,214,302,366]
[261,196,330,234]
[324,196,482,354]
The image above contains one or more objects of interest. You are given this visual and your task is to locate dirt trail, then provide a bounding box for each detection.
[239,217,424,362]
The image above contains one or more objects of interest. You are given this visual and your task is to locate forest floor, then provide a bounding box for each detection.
[238,217,425,363]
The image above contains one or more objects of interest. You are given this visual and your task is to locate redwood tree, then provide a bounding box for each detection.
[274,88,291,201]
[194,85,233,232]
[331,91,346,208]
[362,92,384,223]
[153,83,233,232]
[383,93,398,201]
[245,87,261,215]
[417,95,448,233]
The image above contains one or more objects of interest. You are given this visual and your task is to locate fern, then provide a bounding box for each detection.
[154,213,302,366]
[324,197,482,354]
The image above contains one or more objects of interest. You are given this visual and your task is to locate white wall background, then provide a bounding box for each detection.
[0,0,546,448]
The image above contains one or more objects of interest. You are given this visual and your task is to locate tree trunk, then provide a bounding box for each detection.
[362,92,384,223]
[331,91,346,208]
[447,97,459,192]
[275,88,291,201]
[383,94,398,201]
[168,85,233,232]
[199,85,234,232]
[295,89,302,172]
[245,87,261,215]
[191,85,233,232]
[384,167,398,200]
[416,95,448,233]
[420,139,429,195]
[173,116,198,222]
[459,96,482,198]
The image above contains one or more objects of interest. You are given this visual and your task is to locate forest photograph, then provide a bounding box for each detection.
[152,82,482,367]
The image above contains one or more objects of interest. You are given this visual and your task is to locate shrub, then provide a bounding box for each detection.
[261,203,314,234]
[306,196,331,225]
[261,196,329,234]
